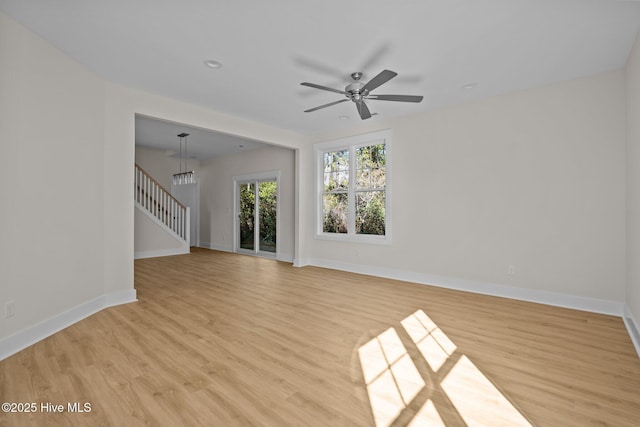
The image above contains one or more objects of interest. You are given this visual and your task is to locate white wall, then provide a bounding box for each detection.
[0,12,108,338]
[199,145,296,261]
[308,71,627,309]
[134,207,187,258]
[626,30,640,345]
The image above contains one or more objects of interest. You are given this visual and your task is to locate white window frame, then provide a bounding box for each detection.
[314,129,392,244]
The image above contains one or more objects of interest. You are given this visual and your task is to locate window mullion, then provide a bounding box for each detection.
[254,181,259,253]
[348,145,356,235]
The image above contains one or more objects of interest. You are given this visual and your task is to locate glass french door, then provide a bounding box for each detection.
[237,179,277,256]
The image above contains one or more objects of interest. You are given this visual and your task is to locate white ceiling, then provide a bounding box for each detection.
[135,115,271,161]
[2,0,640,141]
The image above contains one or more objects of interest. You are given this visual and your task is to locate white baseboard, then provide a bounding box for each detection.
[293,257,311,267]
[0,289,137,361]
[199,243,292,263]
[623,305,640,358]
[309,258,624,317]
[134,247,190,259]
[198,242,233,252]
[276,253,294,263]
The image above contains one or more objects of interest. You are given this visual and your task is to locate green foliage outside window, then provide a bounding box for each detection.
[239,183,255,248]
[258,181,277,251]
[322,143,386,236]
[239,181,277,251]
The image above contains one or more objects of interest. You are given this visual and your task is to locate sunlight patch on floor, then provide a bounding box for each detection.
[441,355,531,427]
[359,310,532,426]
[401,310,456,372]
[407,399,446,427]
[358,328,425,427]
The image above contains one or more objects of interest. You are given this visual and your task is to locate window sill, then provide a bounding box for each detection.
[314,232,392,245]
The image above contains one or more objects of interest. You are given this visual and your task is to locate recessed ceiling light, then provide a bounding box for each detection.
[204,59,222,69]
[339,115,350,120]
[461,83,477,89]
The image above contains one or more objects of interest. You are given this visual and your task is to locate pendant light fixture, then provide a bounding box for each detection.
[172,132,196,185]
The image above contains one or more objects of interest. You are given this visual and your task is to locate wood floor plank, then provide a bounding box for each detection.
[1,248,639,426]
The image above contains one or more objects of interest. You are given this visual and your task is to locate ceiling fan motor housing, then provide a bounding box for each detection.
[346,82,366,101]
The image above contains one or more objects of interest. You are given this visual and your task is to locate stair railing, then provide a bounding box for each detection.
[134,163,190,244]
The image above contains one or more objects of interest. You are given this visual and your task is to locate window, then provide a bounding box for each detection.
[315,129,391,243]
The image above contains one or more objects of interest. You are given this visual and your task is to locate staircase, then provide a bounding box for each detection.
[134,164,190,259]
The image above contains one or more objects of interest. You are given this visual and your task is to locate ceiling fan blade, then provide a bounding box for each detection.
[300,82,346,95]
[304,99,349,113]
[294,56,346,80]
[359,44,391,74]
[367,94,424,103]
[356,101,372,120]
[361,70,397,93]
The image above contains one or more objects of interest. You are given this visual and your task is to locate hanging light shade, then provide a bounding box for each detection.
[173,132,196,185]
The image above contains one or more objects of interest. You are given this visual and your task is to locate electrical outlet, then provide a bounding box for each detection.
[507,265,516,275]
[5,300,15,318]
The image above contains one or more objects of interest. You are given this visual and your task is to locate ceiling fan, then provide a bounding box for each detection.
[301,69,423,120]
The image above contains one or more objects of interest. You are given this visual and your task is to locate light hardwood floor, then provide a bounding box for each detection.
[1,248,639,426]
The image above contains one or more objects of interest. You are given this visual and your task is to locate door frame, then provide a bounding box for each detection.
[233,171,280,258]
